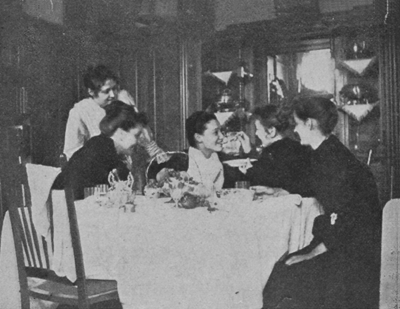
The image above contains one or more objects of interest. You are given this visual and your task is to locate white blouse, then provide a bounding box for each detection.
[63,90,137,159]
[187,147,224,192]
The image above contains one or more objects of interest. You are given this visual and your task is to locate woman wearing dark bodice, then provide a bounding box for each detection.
[239,105,312,196]
[262,96,382,309]
[54,101,151,199]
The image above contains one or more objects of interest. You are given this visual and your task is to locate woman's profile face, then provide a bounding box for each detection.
[197,119,224,153]
[114,125,143,155]
[293,113,312,146]
[255,120,274,147]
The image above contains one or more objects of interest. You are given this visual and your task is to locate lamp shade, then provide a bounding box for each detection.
[340,103,377,122]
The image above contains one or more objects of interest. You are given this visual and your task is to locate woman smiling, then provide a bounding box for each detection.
[150,111,243,194]
[239,105,312,196]
[185,111,225,192]
[262,96,381,309]
[54,101,152,199]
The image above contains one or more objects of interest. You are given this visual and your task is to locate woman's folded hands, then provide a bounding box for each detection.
[284,242,328,266]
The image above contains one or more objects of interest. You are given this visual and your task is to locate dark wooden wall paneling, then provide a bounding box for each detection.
[379,26,400,199]
[376,0,400,199]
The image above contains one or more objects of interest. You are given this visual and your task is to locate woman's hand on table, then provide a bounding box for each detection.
[156,167,171,183]
[284,243,327,266]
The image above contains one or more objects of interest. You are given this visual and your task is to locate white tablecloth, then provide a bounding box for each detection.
[0,193,322,309]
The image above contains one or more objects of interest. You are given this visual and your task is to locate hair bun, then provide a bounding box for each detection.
[100,101,148,136]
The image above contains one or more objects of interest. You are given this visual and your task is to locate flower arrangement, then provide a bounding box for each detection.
[146,169,212,209]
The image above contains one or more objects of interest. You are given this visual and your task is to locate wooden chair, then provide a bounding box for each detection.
[8,155,120,309]
[380,198,400,309]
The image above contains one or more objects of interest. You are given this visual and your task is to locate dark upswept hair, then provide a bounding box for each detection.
[293,96,338,135]
[186,111,218,147]
[83,65,119,94]
[100,101,148,137]
[252,104,290,133]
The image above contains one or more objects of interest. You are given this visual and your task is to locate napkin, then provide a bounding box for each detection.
[26,164,61,240]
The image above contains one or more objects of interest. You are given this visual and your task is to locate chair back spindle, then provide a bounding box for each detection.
[60,153,91,309]
[8,154,119,309]
[13,159,50,270]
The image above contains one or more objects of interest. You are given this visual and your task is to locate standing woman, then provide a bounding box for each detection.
[262,96,382,309]
[63,65,138,159]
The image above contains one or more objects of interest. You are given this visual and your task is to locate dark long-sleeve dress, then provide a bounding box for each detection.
[53,134,130,200]
[262,135,382,309]
[245,138,312,196]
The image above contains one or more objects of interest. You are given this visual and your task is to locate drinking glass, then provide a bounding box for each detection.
[125,190,136,212]
[94,184,108,199]
[235,181,250,189]
[170,187,183,208]
[207,185,218,208]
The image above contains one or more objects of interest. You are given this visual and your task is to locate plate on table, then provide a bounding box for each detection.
[223,158,257,167]
[216,188,255,205]
[250,186,275,195]
[250,186,290,200]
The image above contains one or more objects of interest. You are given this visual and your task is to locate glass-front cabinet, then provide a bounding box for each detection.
[201,22,388,201]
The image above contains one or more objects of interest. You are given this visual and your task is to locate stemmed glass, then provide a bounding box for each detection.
[125,190,136,212]
[170,187,183,208]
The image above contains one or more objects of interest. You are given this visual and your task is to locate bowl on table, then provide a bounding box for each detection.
[222,158,257,168]
[250,186,289,199]
[250,186,275,195]
[179,193,210,209]
[143,186,161,199]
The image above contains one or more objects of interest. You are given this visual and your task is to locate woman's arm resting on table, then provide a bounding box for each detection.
[284,242,327,266]
[156,167,171,183]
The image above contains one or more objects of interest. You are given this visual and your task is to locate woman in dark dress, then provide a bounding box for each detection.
[262,97,382,309]
[54,101,152,199]
[239,105,312,196]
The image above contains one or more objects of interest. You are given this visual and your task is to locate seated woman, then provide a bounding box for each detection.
[54,101,153,199]
[148,111,243,194]
[239,105,312,196]
[262,96,382,309]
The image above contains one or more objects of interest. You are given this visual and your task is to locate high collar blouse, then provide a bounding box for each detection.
[187,147,224,192]
[63,90,137,159]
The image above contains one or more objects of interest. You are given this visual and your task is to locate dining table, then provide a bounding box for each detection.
[0,188,322,309]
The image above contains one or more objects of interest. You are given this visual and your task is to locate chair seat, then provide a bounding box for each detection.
[28,277,118,305]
